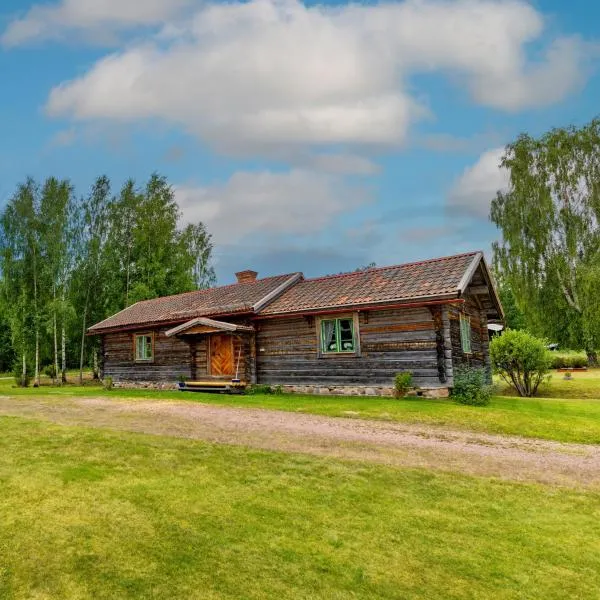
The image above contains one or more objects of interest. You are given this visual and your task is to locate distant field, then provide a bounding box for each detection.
[1,370,599,444]
[0,417,599,599]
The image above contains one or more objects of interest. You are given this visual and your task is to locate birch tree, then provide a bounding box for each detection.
[182,223,217,290]
[0,179,39,385]
[491,119,600,363]
[39,177,75,384]
[74,176,111,384]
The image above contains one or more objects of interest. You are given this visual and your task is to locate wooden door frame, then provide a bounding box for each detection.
[208,334,235,377]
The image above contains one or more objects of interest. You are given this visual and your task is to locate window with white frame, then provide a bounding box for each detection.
[460,315,472,354]
[320,318,356,354]
[135,334,154,362]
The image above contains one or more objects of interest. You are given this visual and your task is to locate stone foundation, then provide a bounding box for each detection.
[110,380,450,398]
[280,385,450,399]
[112,381,179,391]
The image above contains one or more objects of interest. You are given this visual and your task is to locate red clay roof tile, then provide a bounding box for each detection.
[88,273,299,333]
[88,252,484,332]
[258,252,481,316]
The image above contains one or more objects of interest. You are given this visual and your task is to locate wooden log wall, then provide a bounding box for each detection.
[102,318,255,383]
[102,327,193,382]
[255,307,446,388]
[448,296,491,382]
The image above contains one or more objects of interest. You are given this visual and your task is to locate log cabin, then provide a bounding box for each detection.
[88,251,503,397]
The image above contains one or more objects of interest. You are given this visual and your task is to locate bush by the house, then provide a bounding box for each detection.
[102,376,113,391]
[549,351,589,369]
[490,330,552,397]
[394,372,413,398]
[451,367,492,406]
[246,384,275,395]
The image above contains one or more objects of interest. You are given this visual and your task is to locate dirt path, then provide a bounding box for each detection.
[1,395,599,488]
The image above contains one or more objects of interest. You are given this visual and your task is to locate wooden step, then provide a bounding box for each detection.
[179,380,248,394]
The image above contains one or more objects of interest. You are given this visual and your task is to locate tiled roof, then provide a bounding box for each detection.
[88,273,299,333]
[259,252,481,316]
[89,252,487,333]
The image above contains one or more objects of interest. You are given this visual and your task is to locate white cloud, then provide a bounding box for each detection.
[448,147,510,218]
[301,154,381,175]
[2,0,193,46]
[37,0,591,155]
[49,128,77,147]
[174,169,370,244]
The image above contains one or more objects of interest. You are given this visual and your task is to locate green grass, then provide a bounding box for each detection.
[0,417,599,599]
[2,371,599,444]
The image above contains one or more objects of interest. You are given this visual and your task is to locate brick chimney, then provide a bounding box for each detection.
[235,270,258,284]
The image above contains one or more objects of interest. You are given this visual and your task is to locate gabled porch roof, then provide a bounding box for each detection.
[165,317,255,338]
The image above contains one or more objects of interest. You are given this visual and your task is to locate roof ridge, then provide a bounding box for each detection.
[132,272,301,305]
[300,251,482,284]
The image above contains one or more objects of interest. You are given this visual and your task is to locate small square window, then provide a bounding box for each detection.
[321,318,356,354]
[460,316,472,354]
[135,334,154,362]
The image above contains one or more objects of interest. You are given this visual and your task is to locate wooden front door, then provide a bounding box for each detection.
[209,335,234,376]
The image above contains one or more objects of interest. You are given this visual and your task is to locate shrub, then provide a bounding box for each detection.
[13,363,30,388]
[246,384,274,395]
[571,354,589,369]
[490,330,551,397]
[451,367,492,406]
[394,372,413,398]
[549,351,588,370]
[102,376,113,391]
[44,364,57,379]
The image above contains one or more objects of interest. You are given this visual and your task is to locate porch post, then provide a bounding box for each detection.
[250,332,258,384]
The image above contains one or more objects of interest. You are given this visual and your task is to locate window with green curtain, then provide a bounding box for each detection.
[321,318,356,354]
[460,315,472,354]
[135,335,154,361]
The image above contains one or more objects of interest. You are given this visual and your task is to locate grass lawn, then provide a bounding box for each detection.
[0,416,599,599]
[1,370,599,444]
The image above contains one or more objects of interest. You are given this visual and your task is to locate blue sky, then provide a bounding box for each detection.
[0,0,598,283]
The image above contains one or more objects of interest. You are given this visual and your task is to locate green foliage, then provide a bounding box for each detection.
[43,364,57,379]
[491,119,600,361]
[394,372,413,397]
[0,173,217,381]
[490,330,552,397]
[102,376,113,391]
[493,270,526,331]
[12,362,30,388]
[246,384,276,395]
[549,351,589,369]
[451,367,492,406]
[0,313,16,372]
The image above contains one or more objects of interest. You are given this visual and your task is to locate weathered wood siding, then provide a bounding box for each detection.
[102,322,254,383]
[102,327,192,382]
[255,307,446,388]
[448,295,491,383]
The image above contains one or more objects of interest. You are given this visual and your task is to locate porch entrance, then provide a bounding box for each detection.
[209,334,235,377]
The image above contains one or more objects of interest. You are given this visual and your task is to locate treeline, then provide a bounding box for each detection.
[0,173,216,385]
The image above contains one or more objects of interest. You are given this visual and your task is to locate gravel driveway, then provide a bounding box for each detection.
[1,395,599,488]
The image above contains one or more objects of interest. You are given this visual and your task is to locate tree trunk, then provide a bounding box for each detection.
[61,324,67,383]
[60,285,67,383]
[34,331,39,387]
[22,351,26,388]
[79,299,88,385]
[587,350,598,367]
[53,286,59,385]
[33,249,40,388]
